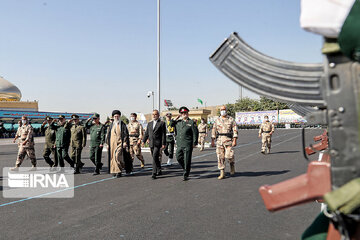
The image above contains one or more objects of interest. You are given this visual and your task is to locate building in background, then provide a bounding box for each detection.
[0,77,92,135]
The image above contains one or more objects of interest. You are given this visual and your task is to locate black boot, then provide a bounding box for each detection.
[93,168,100,176]
[74,166,80,174]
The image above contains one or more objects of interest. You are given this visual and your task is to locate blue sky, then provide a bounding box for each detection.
[0,0,323,119]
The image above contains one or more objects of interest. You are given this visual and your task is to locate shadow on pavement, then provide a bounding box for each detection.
[269,151,300,154]
[237,170,290,177]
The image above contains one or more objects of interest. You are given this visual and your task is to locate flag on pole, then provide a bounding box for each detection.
[197,98,203,105]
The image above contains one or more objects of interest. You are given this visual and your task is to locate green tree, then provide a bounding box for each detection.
[219,97,289,116]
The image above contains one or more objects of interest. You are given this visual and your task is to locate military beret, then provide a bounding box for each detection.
[46,116,53,121]
[58,115,66,119]
[130,113,137,117]
[166,112,172,116]
[179,106,189,113]
[112,110,121,116]
[71,114,79,119]
[92,113,100,118]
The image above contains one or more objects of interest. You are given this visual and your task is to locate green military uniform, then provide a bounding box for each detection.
[69,114,86,172]
[85,113,106,174]
[170,107,198,180]
[164,118,175,161]
[50,115,74,168]
[40,116,57,167]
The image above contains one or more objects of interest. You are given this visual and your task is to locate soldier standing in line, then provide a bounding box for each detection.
[11,116,36,171]
[258,115,275,154]
[85,113,106,175]
[127,113,145,168]
[50,115,74,169]
[69,114,86,174]
[170,107,198,181]
[197,118,208,151]
[211,105,238,180]
[164,112,176,166]
[40,116,57,168]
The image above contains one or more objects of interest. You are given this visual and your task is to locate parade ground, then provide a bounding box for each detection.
[0,129,322,240]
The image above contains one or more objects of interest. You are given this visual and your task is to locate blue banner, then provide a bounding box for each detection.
[0,110,93,120]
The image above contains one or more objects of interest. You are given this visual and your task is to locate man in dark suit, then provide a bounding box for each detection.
[143,109,166,179]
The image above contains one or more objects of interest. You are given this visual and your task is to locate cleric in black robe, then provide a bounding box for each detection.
[106,110,132,177]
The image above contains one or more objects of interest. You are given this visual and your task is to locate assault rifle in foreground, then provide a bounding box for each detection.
[210,32,360,239]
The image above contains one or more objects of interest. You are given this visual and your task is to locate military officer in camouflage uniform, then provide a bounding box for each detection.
[85,113,106,175]
[258,115,274,154]
[40,116,57,168]
[50,115,74,169]
[127,113,145,168]
[164,112,175,165]
[197,118,208,151]
[211,105,238,180]
[69,114,86,174]
[11,116,36,171]
[170,107,198,181]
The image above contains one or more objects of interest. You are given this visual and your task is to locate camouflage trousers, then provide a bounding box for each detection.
[261,133,272,151]
[216,140,234,170]
[198,133,206,150]
[129,143,144,163]
[16,147,36,166]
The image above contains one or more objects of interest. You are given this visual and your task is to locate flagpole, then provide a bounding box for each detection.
[157,0,161,112]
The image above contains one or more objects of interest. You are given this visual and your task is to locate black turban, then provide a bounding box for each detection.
[112,110,121,116]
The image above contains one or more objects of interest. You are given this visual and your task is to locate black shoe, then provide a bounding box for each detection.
[183,176,189,181]
[74,170,80,174]
[261,150,265,154]
[116,173,122,178]
[157,170,162,176]
[79,162,85,169]
[152,174,157,179]
[93,169,100,175]
[112,173,116,177]
[99,163,103,170]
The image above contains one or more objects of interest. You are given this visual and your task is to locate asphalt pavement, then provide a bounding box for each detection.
[0,129,324,240]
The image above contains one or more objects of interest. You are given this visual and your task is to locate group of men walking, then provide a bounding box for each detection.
[10,105,274,180]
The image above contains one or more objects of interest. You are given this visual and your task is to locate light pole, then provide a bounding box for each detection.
[157,0,161,112]
[147,91,155,110]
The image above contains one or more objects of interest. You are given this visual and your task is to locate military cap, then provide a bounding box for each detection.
[179,106,189,113]
[112,110,121,116]
[92,113,100,118]
[45,116,53,121]
[166,112,172,116]
[58,115,66,119]
[71,114,79,119]
[130,113,137,117]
